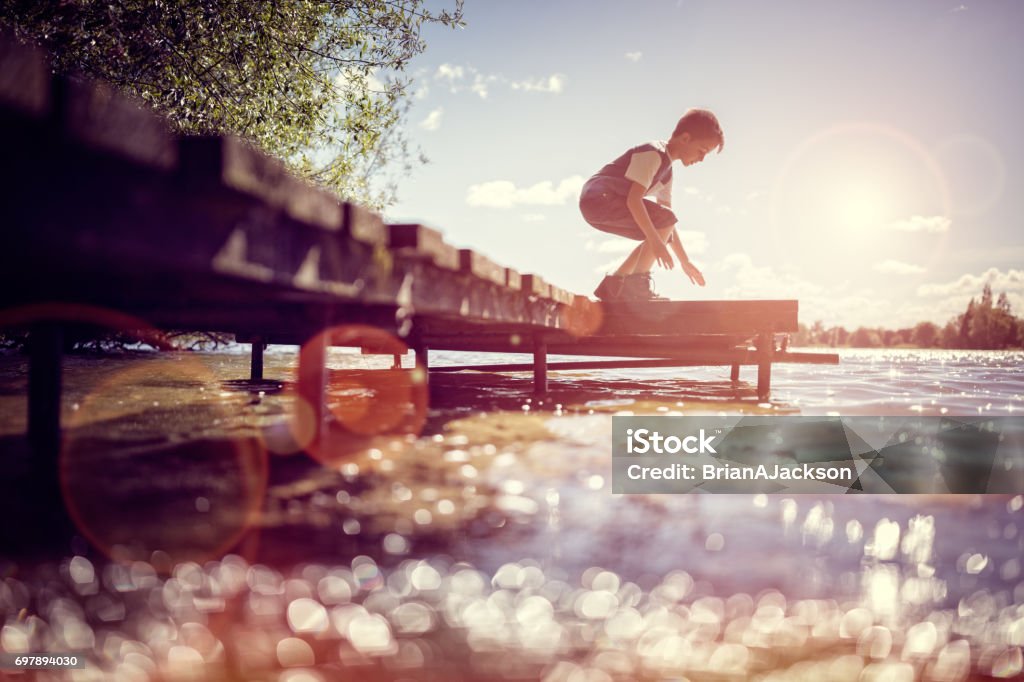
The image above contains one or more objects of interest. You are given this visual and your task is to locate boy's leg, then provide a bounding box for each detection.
[613,225,675,276]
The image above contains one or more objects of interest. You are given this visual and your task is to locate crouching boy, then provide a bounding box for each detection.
[579,108,724,301]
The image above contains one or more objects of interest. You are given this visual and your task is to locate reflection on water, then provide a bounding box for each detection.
[0,347,1022,679]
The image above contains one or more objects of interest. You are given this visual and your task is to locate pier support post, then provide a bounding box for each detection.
[756,332,772,402]
[250,336,265,381]
[533,334,548,395]
[414,344,429,371]
[28,323,63,474]
[297,332,328,446]
[730,364,740,382]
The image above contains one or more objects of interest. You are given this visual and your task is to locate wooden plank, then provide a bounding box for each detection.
[521,274,551,299]
[179,135,343,231]
[547,284,575,305]
[0,35,50,118]
[775,351,840,365]
[432,347,763,368]
[433,357,764,373]
[388,223,459,270]
[597,300,799,333]
[600,299,799,317]
[61,77,177,170]
[422,334,749,358]
[459,249,506,286]
[599,313,795,335]
[342,202,387,245]
[505,268,523,292]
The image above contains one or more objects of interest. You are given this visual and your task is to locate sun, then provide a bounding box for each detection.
[832,181,892,232]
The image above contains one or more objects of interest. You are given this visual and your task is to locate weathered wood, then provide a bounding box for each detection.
[756,331,773,401]
[597,300,799,334]
[521,274,551,299]
[730,364,740,382]
[60,77,177,170]
[179,135,344,231]
[250,337,265,381]
[28,323,63,467]
[533,334,548,395]
[415,345,429,371]
[0,35,50,119]
[434,357,762,373]
[422,333,751,358]
[459,249,506,286]
[505,268,523,292]
[388,224,460,270]
[342,202,388,246]
[774,351,838,364]
[547,284,575,305]
[297,332,329,445]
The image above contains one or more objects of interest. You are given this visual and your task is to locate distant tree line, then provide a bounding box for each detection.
[792,285,1023,349]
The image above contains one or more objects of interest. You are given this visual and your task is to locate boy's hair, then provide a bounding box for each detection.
[672,109,724,152]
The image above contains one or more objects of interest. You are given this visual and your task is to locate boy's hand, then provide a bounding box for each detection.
[682,260,705,286]
[652,240,674,269]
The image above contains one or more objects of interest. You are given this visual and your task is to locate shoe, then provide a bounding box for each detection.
[594,274,625,301]
[622,272,668,301]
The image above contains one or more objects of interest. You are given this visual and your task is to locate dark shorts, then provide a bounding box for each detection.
[578,176,677,241]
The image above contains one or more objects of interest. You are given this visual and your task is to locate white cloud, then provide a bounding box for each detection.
[683,186,700,196]
[470,73,496,99]
[874,259,926,275]
[522,213,547,223]
[435,63,465,85]
[415,83,429,100]
[589,228,708,262]
[510,74,566,94]
[624,51,643,62]
[466,175,585,209]
[745,190,768,201]
[594,256,630,273]
[335,68,385,95]
[886,215,951,233]
[917,267,1024,297]
[717,252,824,304]
[419,107,443,131]
[676,230,707,255]
[593,239,635,254]
[432,64,566,98]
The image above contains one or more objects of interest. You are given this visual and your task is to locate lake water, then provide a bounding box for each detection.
[1,347,1022,680]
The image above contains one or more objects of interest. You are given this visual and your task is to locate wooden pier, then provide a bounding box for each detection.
[0,35,838,464]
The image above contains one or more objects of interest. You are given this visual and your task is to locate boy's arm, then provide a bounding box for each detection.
[668,227,706,286]
[626,182,674,269]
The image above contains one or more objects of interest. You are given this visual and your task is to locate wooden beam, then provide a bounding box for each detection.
[179,135,346,232]
[434,357,761,373]
[597,300,799,334]
[459,249,506,285]
[0,36,51,119]
[60,77,177,170]
[388,223,460,270]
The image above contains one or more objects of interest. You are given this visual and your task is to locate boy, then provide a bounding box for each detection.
[579,108,724,301]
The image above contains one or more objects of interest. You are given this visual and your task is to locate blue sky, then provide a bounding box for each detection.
[385,0,1023,328]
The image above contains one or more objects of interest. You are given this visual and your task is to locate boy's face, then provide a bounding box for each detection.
[674,133,718,166]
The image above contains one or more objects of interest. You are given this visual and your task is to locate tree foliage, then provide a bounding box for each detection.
[1,0,464,208]
[792,285,1023,350]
